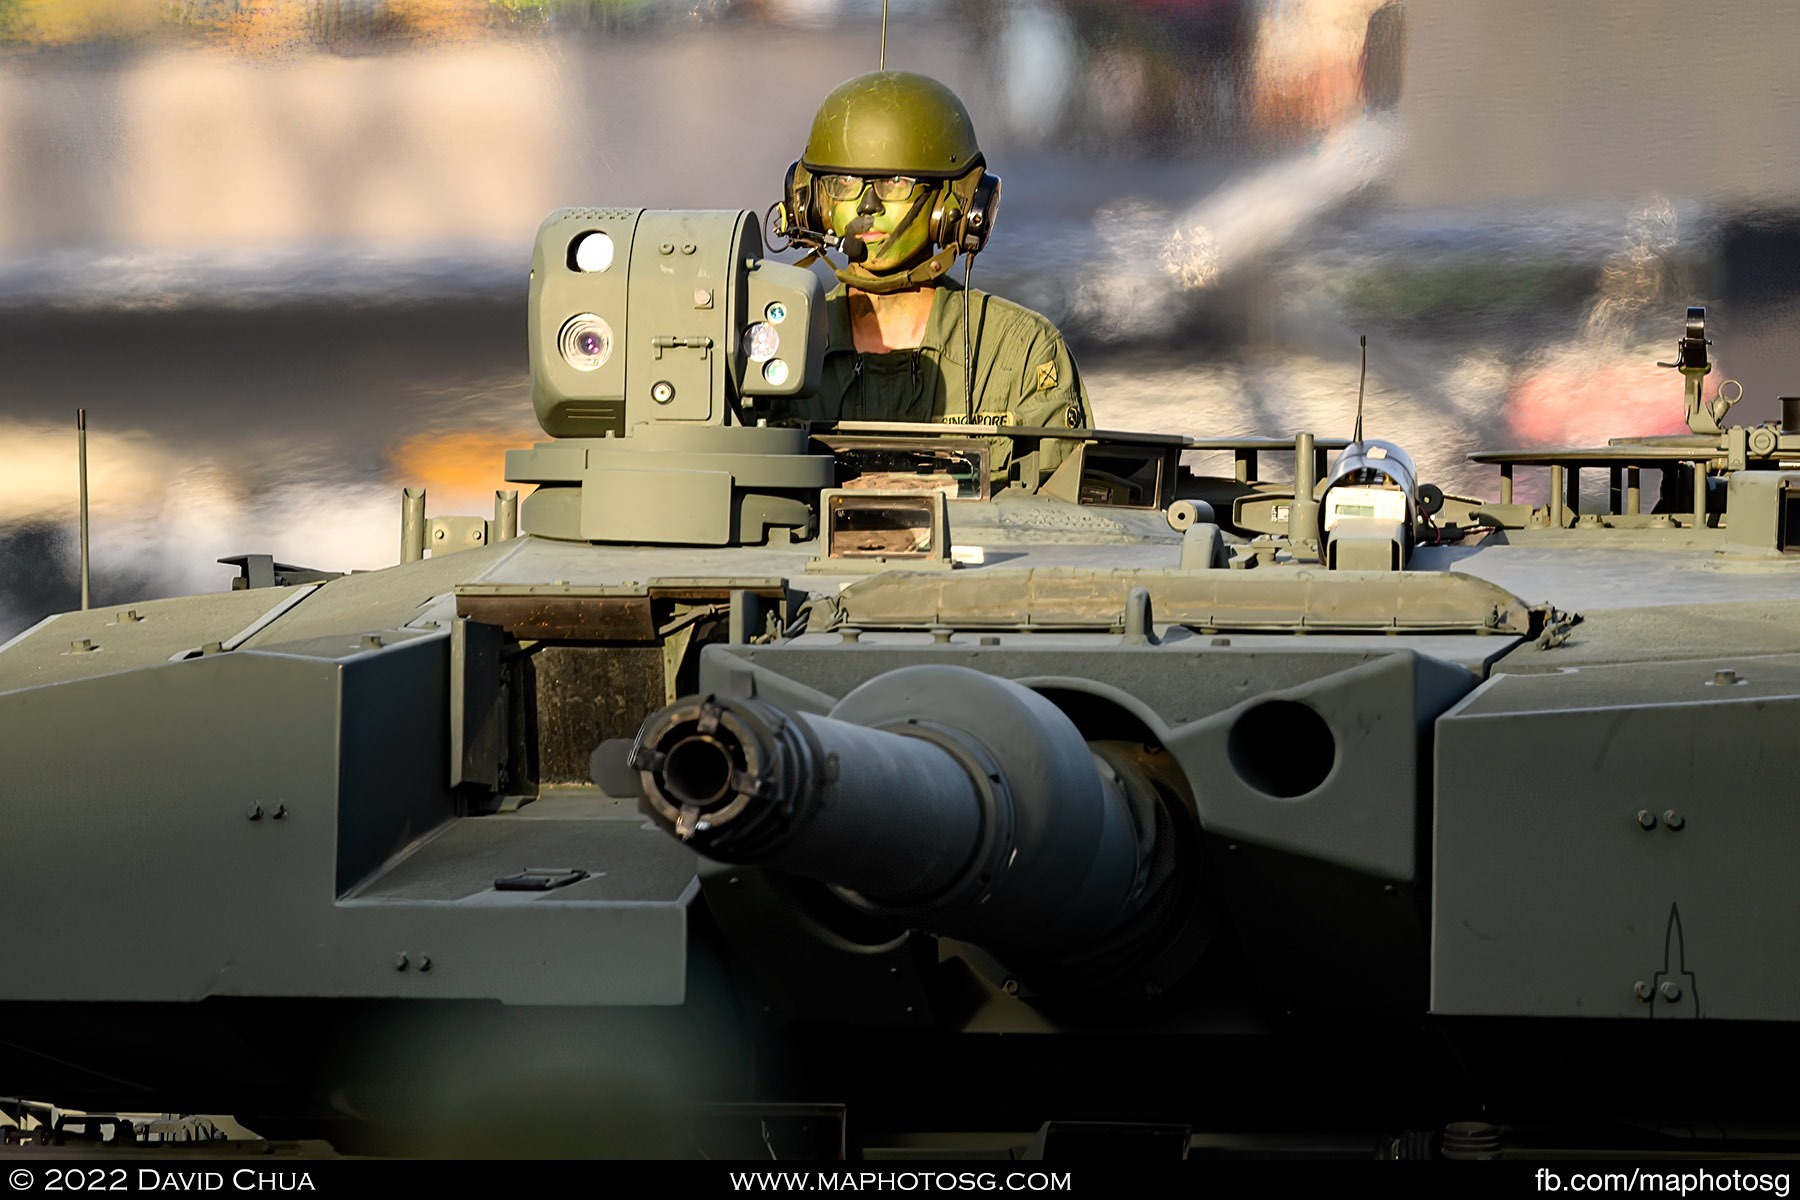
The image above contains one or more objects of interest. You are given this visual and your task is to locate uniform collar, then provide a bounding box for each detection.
[826,279,969,365]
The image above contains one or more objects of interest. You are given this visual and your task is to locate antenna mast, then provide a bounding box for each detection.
[77,408,91,611]
[1354,335,1367,444]
[879,0,888,70]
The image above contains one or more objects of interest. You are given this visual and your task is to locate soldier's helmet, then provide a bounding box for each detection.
[802,70,981,180]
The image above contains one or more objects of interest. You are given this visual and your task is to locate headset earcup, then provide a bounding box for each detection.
[965,172,1000,254]
[782,160,816,235]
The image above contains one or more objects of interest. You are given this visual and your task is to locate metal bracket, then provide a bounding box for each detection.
[426,516,490,556]
[493,868,590,892]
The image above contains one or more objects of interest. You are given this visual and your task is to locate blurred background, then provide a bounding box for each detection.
[5,0,1800,638]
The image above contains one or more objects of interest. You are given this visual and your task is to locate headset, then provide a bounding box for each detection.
[773,158,1001,262]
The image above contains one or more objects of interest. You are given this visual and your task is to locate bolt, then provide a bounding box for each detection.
[1001,978,1020,996]
[1634,980,1653,1002]
[394,953,409,971]
[417,955,431,973]
[930,627,954,644]
[118,609,140,623]
[272,804,288,821]
[839,627,863,643]
[1636,810,1657,830]
[245,804,264,821]
[658,242,674,255]
[680,243,697,255]
[360,634,383,650]
[1383,883,1398,895]
[433,528,446,541]
[1659,981,1682,1002]
[693,288,713,307]
[1711,669,1741,686]
[1663,810,1685,831]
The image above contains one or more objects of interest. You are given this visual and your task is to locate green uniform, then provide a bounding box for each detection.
[772,279,1093,477]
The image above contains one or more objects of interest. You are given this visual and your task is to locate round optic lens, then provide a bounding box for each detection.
[558,313,613,372]
[744,321,780,363]
[764,302,787,325]
[571,231,614,273]
[762,358,790,387]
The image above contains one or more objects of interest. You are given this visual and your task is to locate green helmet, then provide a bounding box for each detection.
[801,71,982,179]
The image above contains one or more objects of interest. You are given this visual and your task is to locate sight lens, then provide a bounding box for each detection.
[558,313,613,372]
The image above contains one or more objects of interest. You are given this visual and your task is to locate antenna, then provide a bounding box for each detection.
[1354,335,1367,444]
[77,408,91,611]
[879,0,888,71]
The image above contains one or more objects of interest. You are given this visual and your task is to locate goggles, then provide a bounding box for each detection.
[817,175,930,204]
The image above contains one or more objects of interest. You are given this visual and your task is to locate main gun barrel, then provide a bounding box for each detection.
[628,665,1192,975]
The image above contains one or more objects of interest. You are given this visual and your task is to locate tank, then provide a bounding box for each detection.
[6,209,1800,1160]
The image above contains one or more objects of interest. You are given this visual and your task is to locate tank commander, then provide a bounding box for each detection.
[770,70,1094,476]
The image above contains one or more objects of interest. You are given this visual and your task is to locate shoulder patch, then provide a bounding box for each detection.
[1064,403,1084,429]
[1035,361,1059,392]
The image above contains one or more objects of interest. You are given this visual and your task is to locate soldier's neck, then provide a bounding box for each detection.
[846,286,937,354]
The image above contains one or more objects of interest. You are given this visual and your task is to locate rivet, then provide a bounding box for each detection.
[1659,981,1682,1002]
[658,242,674,255]
[680,243,697,255]
[417,955,431,973]
[1663,810,1685,831]
[1634,980,1653,1002]
[245,804,264,821]
[272,804,288,821]
[1636,809,1657,830]
[394,953,409,971]
[693,288,713,307]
